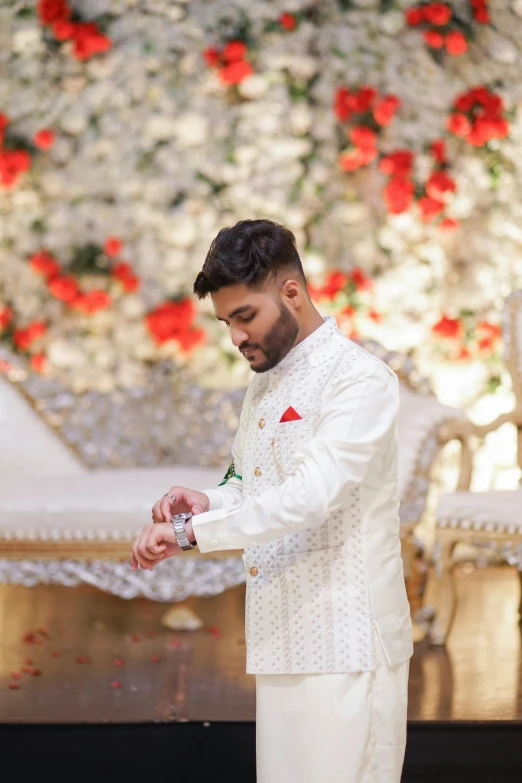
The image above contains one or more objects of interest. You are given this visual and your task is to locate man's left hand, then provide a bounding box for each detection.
[130,523,181,571]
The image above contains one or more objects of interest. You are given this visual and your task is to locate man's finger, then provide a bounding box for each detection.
[160,497,173,523]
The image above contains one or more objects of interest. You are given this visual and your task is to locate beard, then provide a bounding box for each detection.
[240,303,300,373]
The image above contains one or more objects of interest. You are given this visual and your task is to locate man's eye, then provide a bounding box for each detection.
[240,314,255,323]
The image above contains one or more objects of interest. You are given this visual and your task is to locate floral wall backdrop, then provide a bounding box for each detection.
[1,0,522,487]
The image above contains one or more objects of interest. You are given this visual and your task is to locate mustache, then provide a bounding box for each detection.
[240,343,260,353]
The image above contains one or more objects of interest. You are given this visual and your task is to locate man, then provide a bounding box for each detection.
[131,219,413,783]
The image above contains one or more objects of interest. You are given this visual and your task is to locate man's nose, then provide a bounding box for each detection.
[231,326,249,347]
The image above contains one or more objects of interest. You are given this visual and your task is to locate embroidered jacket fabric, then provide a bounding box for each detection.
[194,317,413,675]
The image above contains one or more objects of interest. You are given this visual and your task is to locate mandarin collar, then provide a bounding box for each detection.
[265,316,339,380]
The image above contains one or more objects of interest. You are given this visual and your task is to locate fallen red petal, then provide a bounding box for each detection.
[76,656,91,664]
[8,683,20,690]
[38,627,49,637]
[31,669,42,677]
[205,626,222,639]
[21,666,34,674]
[11,672,22,680]
[130,633,142,642]
[150,655,161,663]
[111,681,122,689]
[114,658,124,666]
[168,639,179,648]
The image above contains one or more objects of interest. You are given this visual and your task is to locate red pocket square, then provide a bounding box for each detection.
[279,406,303,423]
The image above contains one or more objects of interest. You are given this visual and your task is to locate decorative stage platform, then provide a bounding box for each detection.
[1,566,521,782]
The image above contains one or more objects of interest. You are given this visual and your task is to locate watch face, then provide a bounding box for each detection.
[172,512,192,523]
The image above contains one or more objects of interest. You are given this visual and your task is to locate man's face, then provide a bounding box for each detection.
[212,282,300,373]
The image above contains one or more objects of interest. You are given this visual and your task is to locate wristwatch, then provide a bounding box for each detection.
[171,512,196,551]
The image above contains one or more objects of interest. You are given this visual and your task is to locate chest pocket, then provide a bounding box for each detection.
[271,417,315,482]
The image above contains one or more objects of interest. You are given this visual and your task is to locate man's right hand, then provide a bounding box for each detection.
[151,486,210,524]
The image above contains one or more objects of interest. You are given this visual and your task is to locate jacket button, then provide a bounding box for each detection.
[254,467,262,477]
[258,419,265,429]
[249,567,259,577]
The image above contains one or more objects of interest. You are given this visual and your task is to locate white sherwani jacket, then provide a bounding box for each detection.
[193,317,413,675]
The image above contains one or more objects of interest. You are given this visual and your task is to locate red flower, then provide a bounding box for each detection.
[454,92,476,112]
[30,353,47,374]
[405,7,424,26]
[280,13,297,31]
[439,217,460,231]
[430,139,446,163]
[339,147,377,172]
[112,262,140,293]
[52,19,75,40]
[146,299,197,344]
[368,308,382,322]
[423,30,444,48]
[447,113,472,137]
[218,60,253,85]
[71,22,112,61]
[349,125,377,150]
[373,95,401,127]
[104,236,123,257]
[0,149,31,189]
[334,87,356,122]
[473,7,490,24]
[33,129,55,150]
[37,0,70,25]
[222,40,247,63]
[423,3,452,26]
[353,86,377,113]
[383,177,415,215]
[477,320,501,340]
[71,290,112,314]
[379,150,414,177]
[418,196,445,222]
[48,275,80,303]
[350,268,372,292]
[445,31,468,56]
[176,328,205,354]
[203,47,221,67]
[13,322,47,351]
[0,307,13,329]
[29,250,60,280]
[426,171,457,201]
[432,315,463,339]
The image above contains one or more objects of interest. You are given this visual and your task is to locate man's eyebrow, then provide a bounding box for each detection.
[216,305,255,322]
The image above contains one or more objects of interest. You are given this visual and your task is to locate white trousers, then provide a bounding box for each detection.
[255,633,409,783]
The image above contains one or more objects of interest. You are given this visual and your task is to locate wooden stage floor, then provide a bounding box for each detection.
[0,564,521,723]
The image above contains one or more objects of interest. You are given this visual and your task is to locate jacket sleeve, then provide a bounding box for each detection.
[192,358,399,553]
[201,427,243,512]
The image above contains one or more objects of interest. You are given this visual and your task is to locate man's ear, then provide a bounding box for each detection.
[281,278,304,310]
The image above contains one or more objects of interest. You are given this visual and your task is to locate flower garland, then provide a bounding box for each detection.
[335,85,401,172]
[0,114,54,190]
[37,0,112,61]
[405,1,491,56]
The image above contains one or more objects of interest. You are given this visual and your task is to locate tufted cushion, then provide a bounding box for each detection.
[397,381,464,500]
[437,488,522,534]
[0,377,85,479]
[0,466,223,541]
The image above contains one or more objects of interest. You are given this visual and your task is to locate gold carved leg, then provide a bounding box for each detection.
[428,537,458,647]
[402,530,432,643]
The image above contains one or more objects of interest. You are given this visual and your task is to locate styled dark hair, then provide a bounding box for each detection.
[193,219,306,299]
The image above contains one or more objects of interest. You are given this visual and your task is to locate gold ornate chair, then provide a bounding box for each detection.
[358,340,469,639]
[429,290,522,646]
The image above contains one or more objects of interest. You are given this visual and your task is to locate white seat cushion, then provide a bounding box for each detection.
[437,489,522,534]
[0,466,223,541]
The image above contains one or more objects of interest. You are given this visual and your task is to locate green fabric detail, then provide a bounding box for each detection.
[218,460,242,486]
